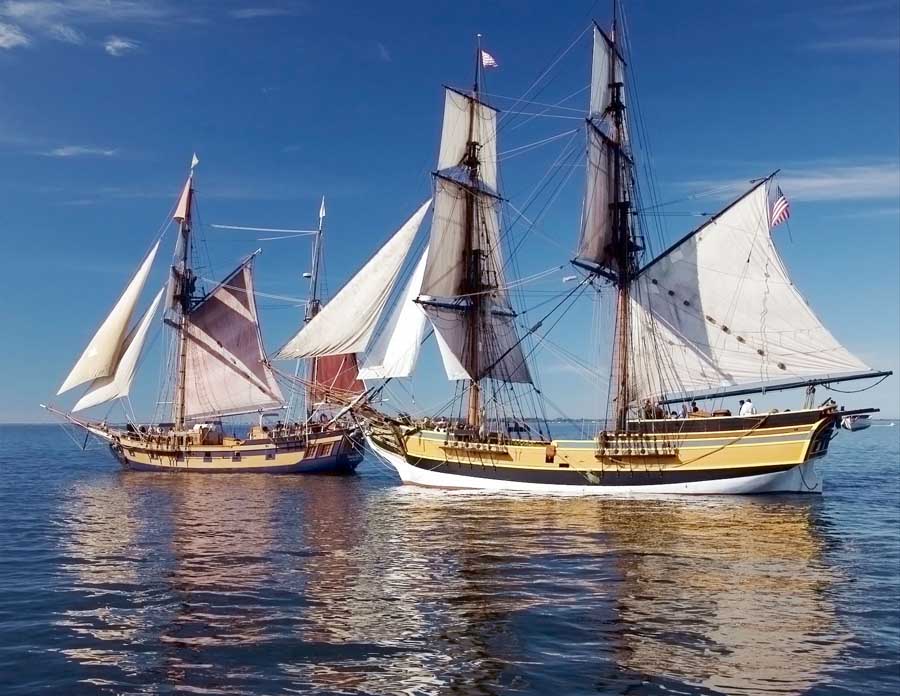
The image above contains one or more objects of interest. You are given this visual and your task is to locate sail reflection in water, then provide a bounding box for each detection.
[53,468,849,694]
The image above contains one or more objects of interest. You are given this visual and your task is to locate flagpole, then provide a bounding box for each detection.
[474,33,482,94]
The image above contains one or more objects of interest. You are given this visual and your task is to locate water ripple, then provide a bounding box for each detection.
[0,424,897,694]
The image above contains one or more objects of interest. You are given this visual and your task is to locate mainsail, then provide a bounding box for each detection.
[629,180,872,401]
[181,261,284,420]
[58,241,161,394]
[276,200,431,360]
[357,247,430,380]
[73,288,164,412]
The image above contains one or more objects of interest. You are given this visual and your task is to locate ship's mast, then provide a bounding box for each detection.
[608,3,634,431]
[464,34,485,428]
[305,197,326,417]
[172,175,195,430]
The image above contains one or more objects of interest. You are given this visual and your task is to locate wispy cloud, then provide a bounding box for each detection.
[1,1,174,26]
[0,1,182,51]
[42,145,118,157]
[0,19,29,48]
[805,35,899,52]
[229,6,301,20]
[688,162,900,202]
[376,41,391,62]
[47,22,83,44]
[103,34,137,56]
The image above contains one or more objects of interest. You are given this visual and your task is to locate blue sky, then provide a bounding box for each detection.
[1,0,898,423]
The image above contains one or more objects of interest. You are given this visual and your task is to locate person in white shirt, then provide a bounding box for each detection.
[740,398,757,416]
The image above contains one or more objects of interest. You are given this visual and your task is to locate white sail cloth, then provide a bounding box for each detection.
[424,304,532,384]
[575,128,616,269]
[58,241,161,394]
[437,87,498,194]
[182,263,284,420]
[357,247,430,380]
[420,178,505,299]
[576,27,629,271]
[629,181,871,400]
[589,26,626,138]
[73,288,164,412]
[276,200,431,360]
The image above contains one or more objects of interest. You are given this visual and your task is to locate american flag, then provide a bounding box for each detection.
[771,186,790,228]
[481,50,498,69]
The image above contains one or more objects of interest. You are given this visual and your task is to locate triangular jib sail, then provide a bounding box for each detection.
[276,199,431,360]
[58,241,161,395]
[357,247,430,380]
[73,287,165,412]
[629,179,872,401]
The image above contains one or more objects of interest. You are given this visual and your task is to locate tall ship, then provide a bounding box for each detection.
[339,13,890,494]
[45,158,365,474]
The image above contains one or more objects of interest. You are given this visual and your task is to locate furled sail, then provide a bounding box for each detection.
[425,304,532,384]
[276,200,431,360]
[181,261,284,420]
[357,247,430,380]
[575,27,629,271]
[629,180,872,401]
[58,240,161,394]
[72,288,164,412]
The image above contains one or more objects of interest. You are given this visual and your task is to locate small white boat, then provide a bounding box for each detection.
[841,415,872,432]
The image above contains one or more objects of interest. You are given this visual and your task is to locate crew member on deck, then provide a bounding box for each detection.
[740,398,757,416]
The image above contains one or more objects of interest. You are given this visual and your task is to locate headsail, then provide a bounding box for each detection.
[58,240,161,394]
[276,199,431,360]
[629,180,872,401]
[181,260,284,420]
[72,287,164,412]
[357,247,430,380]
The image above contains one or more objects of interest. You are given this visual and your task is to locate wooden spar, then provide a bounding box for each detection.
[304,198,326,418]
[464,35,484,429]
[656,370,894,405]
[173,186,193,430]
[608,1,633,432]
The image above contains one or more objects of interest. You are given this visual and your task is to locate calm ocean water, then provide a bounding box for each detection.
[0,423,897,695]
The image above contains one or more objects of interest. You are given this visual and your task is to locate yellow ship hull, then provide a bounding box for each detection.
[366,408,841,495]
[79,422,363,474]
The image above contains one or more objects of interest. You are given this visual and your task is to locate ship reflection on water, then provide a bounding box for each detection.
[56,470,846,694]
